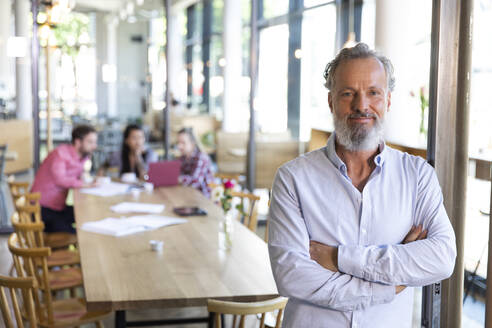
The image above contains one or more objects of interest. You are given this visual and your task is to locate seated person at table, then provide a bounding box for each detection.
[177,127,214,198]
[104,124,158,179]
[31,125,98,233]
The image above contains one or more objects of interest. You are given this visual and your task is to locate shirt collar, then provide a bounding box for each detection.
[325,133,387,171]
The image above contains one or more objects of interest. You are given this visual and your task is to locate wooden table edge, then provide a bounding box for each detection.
[86,294,281,312]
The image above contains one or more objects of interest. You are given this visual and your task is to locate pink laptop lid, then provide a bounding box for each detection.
[147,160,181,187]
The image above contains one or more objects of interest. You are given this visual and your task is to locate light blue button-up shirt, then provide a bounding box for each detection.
[268,133,456,328]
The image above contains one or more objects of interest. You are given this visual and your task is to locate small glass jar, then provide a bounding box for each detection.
[218,211,234,251]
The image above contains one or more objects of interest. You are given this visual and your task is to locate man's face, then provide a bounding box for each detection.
[328,57,391,151]
[75,132,98,158]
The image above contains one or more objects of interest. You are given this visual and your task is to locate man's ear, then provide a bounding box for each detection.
[328,92,334,113]
[73,138,81,150]
[386,92,392,112]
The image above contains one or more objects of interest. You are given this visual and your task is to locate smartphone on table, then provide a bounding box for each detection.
[173,207,207,216]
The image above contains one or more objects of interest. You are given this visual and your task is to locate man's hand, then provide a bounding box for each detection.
[396,285,406,294]
[309,241,338,272]
[402,224,427,244]
[81,180,99,188]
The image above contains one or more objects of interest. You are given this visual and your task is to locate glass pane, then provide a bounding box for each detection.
[299,4,336,141]
[256,24,289,133]
[462,2,492,326]
[209,35,224,117]
[262,0,289,19]
[304,0,332,8]
[191,43,204,110]
[360,0,376,48]
[213,0,224,33]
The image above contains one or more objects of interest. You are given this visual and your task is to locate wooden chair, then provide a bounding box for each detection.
[230,191,261,233]
[216,173,241,183]
[0,275,37,328]
[7,184,77,250]
[10,221,83,294]
[8,233,110,327]
[14,205,80,268]
[207,297,288,328]
[7,181,30,207]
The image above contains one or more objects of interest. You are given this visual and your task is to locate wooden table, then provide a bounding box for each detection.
[74,186,278,327]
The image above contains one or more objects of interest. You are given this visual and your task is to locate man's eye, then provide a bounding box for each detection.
[341,92,352,97]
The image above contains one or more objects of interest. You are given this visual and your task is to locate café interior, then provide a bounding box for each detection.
[0,0,491,327]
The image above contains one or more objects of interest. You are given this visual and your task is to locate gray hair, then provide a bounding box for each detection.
[323,43,395,92]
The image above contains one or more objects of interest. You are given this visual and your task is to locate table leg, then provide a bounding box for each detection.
[115,310,126,328]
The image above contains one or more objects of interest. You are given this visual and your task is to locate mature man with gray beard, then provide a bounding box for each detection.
[268,43,456,328]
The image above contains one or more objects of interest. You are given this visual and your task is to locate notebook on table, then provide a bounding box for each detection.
[147,160,181,187]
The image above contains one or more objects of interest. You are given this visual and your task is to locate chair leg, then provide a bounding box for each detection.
[96,320,104,328]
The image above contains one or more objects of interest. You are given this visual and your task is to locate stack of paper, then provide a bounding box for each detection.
[110,202,165,214]
[81,215,187,237]
[80,182,130,197]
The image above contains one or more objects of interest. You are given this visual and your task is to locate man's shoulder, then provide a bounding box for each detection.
[384,145,432,174]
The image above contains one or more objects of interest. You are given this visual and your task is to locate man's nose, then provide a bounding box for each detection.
[352,94,369,112]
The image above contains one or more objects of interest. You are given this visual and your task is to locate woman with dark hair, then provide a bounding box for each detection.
[177,127,214,197]
[105,124,158,179]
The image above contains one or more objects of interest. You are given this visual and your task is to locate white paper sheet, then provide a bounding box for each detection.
[80,182,130,197]
[80,215,187,237]
[110,202,165,214]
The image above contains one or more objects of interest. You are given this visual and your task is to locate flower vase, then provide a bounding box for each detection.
[219,211,234,251]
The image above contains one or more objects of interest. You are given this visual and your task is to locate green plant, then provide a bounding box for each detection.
[410,86,429,135]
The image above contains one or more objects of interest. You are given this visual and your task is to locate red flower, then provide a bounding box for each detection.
[224,180,234,189]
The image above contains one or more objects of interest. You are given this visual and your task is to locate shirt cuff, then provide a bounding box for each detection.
[371,281,396,304]
[338,245,365,279]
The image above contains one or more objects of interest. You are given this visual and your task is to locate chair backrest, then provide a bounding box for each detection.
[216,173,241,182]
[230,191,260,233]
[11,213,46,249]
[15,201,43,224]
[7,182,34,210]
[8,233,54,324]
[0,274,37,328]
[207,297,288,328]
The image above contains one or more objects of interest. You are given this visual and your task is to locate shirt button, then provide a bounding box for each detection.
[361,228,367,234]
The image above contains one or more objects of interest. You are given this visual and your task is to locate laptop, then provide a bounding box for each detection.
[147,160,181,187]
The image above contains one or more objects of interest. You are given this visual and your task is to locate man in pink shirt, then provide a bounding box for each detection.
[31,125,98,233]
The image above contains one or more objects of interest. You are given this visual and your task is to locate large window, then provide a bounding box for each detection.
[182,0,225,115]
[256,1,336,140]
[256,24,289,133]
[300,3,337,140]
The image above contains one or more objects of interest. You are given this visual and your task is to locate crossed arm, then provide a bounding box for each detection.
[309,224,428,295]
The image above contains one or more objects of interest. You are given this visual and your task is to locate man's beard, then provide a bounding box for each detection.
[79,148,93,158]
[333,111,384,152]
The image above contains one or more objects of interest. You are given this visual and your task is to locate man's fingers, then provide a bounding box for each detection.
[402,225,422,244]
[417,229,428,240]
